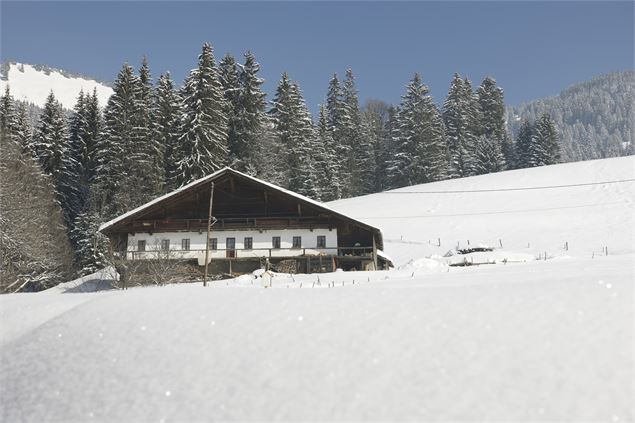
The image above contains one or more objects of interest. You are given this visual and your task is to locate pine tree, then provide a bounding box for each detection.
[234,51,267,175]
[219,54,241,168]
[288,82,319,198]
[443,74,472,178]
[342,69,369,196]
[377,105,399,190]
[325,74,349,195]
[13,103,32,154]
[84,89,103,183]
[463,77,482,175]
[363,100,391,192]
[93,63,142,217]
[0,87,31,153]
[173,43,228,186]
[315,104,340,200]
[269,73,318,198]
[514,119,534,168]
[529,113,561,166]
[473,135,505,174]
[136,56,163,197]
[153,72,182,190]
[58,91,88,230]
[474,76,507,173]
[389,74,447,187]
[71,208,109,276]
[31,91,71,186]
[0,86,16,137]
[268,72,294,186]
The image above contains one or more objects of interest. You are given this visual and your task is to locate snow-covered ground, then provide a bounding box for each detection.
[1,157,633,421]
[0,62,113,109]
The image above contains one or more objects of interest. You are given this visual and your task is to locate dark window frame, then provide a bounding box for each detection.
[292,236,302,249]
[272,236,281,249]
[244,237,253,250]
[137,240,146,252]
[181,238,190,251]
[161,239,170,251]
[209,238,218,250]
[317,235,326,249]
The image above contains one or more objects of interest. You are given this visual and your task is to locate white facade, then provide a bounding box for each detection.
[127,228,338,265]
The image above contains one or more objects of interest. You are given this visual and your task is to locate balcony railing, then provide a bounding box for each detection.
[126,246,374,261]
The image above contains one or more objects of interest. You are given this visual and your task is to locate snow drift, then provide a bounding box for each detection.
[0,157,633,421]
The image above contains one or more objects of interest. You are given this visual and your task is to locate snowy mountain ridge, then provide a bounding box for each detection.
[0,61,113,110]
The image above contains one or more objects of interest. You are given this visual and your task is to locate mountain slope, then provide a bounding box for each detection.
[329,156,634,267]
[0,61,113,109]
[507,71,634,162]
[0,157,633,421]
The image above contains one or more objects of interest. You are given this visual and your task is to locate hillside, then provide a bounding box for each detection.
[0,157,633,421]
[0,61,113,110]
[507,71,634,162]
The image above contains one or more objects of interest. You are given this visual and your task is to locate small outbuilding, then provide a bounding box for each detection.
[99,167,391,275]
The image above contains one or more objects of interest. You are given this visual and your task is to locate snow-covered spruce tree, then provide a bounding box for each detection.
[514,118,534,169]
[342,69,372,196]
[234,51,268,175]
[377,105,400,190]
[0,86,16,137]
[93,63,142,217]
[388,74,447,188]
[268,73,318,198]
[219,53,241,169]
[71,204,109,276]
[443,74,472,178]
[137,57,164,197]
[32,91,72,189]
[267,72,294,186]
[315,104,341,200]
[173,43,228,186]
[362,100,391,192]
[84,89,103,183]
[13,103,32,154]
[463,77,483,175]
[0,87,32,153]
[153,72,182,191]
[325,73,349,196]
[57,91,89,231]
[474,76,506,174]
[287,82,319,199]
[473,134,505,175]
[529,113,561,167]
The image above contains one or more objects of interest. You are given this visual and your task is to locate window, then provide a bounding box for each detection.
[209,238,217,250]
[272,236,281,249]
[317,236,326,249]
[181,238,190,251]
[244,237,253,250]
[161,239,170,251]
[137,240,146,252]
[292,236,302,248]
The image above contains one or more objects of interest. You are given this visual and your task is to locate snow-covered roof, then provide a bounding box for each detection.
[98,167,382,237]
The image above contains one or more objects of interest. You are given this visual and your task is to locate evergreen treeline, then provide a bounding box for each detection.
[0,43,564,288]
[507,71,634,161]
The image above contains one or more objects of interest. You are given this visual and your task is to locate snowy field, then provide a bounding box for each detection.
[1,157,633,421]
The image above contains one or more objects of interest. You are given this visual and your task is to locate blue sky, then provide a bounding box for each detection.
[1,1,633,113]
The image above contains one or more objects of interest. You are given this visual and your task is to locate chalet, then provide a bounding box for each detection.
[98,167,392,275]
